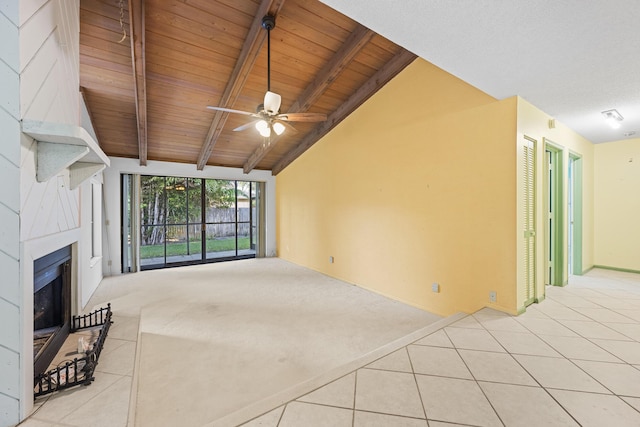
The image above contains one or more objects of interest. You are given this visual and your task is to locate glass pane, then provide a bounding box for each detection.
[34,276,63,330]
[205,224,236,259]
[205,179,236,211]
[164,225,188,263]
[165,177,187,225]
[237,222,253,255]
[188,224,202,257]
[187,178,202,224]
[237,181,250,208]
[140,225,165,266]
[141,175,165,227]
[237,182,249,220]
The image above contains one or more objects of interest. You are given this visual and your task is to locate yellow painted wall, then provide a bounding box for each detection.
[277,59,519,316]
[516,98,595,305]
[594,138,640,271]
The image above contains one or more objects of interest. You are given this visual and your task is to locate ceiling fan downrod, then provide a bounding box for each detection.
[262,15,276,92]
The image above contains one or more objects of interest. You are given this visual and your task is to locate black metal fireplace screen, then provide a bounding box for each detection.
[34,304,112,398]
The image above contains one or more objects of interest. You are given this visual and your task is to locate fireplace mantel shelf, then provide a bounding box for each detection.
[21,119,110,189]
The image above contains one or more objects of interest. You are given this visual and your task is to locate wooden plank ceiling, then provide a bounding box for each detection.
[79,0,416,173]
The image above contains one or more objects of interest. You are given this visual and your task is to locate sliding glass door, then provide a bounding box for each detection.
[203,180,257,259]
[137,175,261,270]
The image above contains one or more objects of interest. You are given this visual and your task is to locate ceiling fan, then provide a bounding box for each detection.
[207,15,327,138]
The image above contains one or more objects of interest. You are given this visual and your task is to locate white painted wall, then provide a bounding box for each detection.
[0,1,103,425]
[20,0,79,126]
[102,158,277,275]
[0,2,21,424]
[594,138,640,271]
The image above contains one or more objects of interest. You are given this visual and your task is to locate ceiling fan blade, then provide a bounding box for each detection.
[233,121,259,132]
[276,112,327,122]
[264,91,282,115]
[206,106,256,116]
[275,119,298,134]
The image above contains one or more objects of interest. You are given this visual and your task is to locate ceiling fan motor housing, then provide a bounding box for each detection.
[262,15,275,31]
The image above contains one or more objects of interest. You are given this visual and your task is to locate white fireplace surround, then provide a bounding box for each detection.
[19,229,82,418]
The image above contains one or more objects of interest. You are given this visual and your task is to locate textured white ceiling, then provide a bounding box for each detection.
[320,0,640,143]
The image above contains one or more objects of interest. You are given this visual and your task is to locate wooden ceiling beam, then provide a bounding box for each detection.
[243,24,374,173]
[272,49,417,175]
[196,0,286,170]
[129,0,148,166]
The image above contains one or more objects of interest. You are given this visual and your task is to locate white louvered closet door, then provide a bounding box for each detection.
[523,138,536,305]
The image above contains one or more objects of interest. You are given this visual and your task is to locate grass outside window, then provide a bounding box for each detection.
[140,237,250,259]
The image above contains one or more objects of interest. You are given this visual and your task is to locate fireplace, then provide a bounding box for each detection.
[33,245,72,377]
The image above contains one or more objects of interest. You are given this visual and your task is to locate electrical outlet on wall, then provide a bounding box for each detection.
[489,291,497,303]
[329,256,334,264]
[431,283,440,293]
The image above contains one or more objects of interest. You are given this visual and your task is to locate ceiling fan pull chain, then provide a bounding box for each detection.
[118,0,127,43]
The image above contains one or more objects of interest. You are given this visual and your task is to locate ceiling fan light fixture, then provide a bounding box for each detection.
[255,119,271,137]
[264,91,281,115]
[273,122,285,135]
[602,109,623,129]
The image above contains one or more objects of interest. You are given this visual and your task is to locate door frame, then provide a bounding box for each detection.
[568,152,583,275]
[544,139,564,286]
[130,175,263,271]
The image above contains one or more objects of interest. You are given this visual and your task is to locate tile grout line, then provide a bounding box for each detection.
[126,319,143,427]
[405,345,429,421]
[350,369,357,427]
[554,319,636,342]
[353,408,432,422]
[275,403,286,427]
[622,398,640,416]
[449,318,507,427]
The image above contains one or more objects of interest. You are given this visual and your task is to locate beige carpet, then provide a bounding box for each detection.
[85,258,441,426]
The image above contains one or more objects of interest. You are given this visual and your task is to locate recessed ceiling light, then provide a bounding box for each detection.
[601,109,623,129]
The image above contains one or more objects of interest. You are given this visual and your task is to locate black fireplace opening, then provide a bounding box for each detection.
[33,245,72,377]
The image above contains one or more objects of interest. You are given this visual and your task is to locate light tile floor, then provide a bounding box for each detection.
[238,268,640,427]
[24,315,138,427]
[20,267,640,427]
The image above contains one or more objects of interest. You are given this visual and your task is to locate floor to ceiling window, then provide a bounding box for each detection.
[129,175,262,270]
